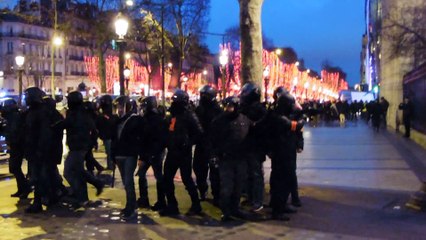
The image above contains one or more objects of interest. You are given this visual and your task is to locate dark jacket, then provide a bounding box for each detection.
[240,101,267,153]
[167,108,203,154]
[399,101,414,122]
[46,105,65,164]
[267,110,304,166]
[24,103,53,162]
[54,106,96,151]
[140,110,168,160]
[96,112,117,140]
[210,112,252,159]
[1,110,25,149]
[111,113,143,158]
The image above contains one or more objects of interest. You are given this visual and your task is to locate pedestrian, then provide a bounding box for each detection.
[267,87,304,221]
[0,98,32,200]
[137,96,168,211]
[239,83,267,212]
[161,89,203,216]
[371,99,382,132]
[194,85,222,204]
[399,97,414,138]
[380,96,389,127]
[111,96,142,220]
[210,96,251,222]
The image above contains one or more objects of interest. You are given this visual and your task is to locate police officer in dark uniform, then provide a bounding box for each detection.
[210,96,252,221]
[54,91,97,209]
[239,83,267,211]
[161,89,203,216]
[267,87,304,221]
[23,87,51,213]
[42,96,67,204]
[137,96,168,211]
[96,95,116,170]
[194,85,222,202]
[0,98,31,199]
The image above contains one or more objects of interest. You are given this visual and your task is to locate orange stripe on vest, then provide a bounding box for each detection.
[291,121,297,131]
[169,117,176,131]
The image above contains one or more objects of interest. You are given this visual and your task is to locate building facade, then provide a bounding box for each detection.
[365,0,426,145]
[0,13,94,95]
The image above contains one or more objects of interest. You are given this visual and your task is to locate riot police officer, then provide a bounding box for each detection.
[55,91,97,209]
[267,87,304,221]
[194,85,222,203]
[137,96,168,211]
[96,95,116,170]
[210,96,252,221]
[23,87,51,213]
[0,98,31,199]
[239,83,268,212]
[161,89,203,216]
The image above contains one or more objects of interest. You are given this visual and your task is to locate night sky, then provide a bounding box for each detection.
[1,0,365,86]
[207,0,365,86]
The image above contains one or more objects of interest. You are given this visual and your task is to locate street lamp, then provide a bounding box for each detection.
[263,66,270,102]
[182,76,188,92]
[114,13,129,96]
[15,55,25,106]
[51,35,63,96]
[203,69,208,83]
[275,49,282,55]
[124,66,131,92]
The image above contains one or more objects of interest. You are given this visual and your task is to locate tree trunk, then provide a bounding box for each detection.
[97,46,107,93]
[239,0,264,88]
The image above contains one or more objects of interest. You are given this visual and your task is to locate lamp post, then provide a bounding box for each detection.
[124,66,131,93]
[219,49,228,99]
[114,13,129,96]
[182,76,188,92]
[15,55,25,106]
[203,69,208,84]
[263,66,270,102]
[51,35,63,96]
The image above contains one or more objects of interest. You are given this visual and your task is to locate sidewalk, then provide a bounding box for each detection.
[0,122,425,240]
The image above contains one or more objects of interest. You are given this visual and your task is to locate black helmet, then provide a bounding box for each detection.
[42,96,57,110]
[114,96,132,113]
[273,86,288,102]
[24,87,45,106]
[199,85,217,103]
[67,91,83,110]
[240,83,261,105]
[275,89,296,116]
[141,96,158,112]
[172,89,189,105]
[0,98,18,113]
[99,95,113,107]
[223,96,240,108]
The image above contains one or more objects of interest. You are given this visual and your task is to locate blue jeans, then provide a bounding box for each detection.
[64,150,88,203]
[116,156,137,211]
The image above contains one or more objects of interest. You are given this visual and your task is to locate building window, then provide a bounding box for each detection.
[7,42,13,54]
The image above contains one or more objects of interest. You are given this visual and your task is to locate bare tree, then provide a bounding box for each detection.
[141,0,210,88]
[238,0,264,88]
[382,3,426,67]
